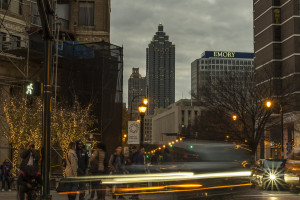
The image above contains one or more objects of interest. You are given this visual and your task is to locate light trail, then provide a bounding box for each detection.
[114,183,252,196]
[101,171,251,184]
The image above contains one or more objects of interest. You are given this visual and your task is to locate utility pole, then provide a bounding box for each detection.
[37,0,54,199]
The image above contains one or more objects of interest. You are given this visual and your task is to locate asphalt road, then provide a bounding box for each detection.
[1,188,299,200]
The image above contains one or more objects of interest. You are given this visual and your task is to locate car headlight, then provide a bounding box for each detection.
[269,174,276,180]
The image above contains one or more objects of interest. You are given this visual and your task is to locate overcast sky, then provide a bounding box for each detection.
[110,0,253,106]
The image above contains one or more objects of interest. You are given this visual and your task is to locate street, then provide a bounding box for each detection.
[1,188,300,200]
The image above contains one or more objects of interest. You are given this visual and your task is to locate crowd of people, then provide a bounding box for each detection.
[0,140,172,200]
[64,141,147,200]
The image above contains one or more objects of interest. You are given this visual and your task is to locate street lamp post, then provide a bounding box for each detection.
[138,103,147,146]
[130,95,148,120]
[265,100,284,159]
[280,104,284,158]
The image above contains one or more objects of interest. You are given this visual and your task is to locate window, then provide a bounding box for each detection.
[0,0,8,10]
[11,35,21,49]
[181,110,185,124]
[0,32,6,50]
[212,59,215,64]
[274,43,281,59]
[216,60,219,64]
[79,2,94,26]
[273,0,280,6]
[19,0,22,14]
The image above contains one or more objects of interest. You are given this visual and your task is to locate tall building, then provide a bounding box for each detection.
[191,51,254,97]
[253,0,300,158]
[128,68,146,120]
[146,23,175,115]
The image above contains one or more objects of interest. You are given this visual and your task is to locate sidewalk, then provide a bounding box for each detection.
[0,190,174,200]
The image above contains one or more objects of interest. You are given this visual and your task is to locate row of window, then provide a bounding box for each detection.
[1,0,22,15]
[199,65,252,71]
[200,59,253,65]
[181,110,198,124]
[0,33,21,50]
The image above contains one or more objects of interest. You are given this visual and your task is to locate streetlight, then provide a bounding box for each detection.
[138,103,147,145]
[232,114,238,121]
[266,101,272,108]
[265,100,284,159]
[130,95,147,120]
[143,98,148,105]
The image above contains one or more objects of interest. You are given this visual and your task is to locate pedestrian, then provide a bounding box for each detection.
[162,148,172,163]
[109,146,127,199]
[65,142,78,200]
[0,159,12,192]
[89,142,108,200]
[20,142,40,172]
[76,141,89,200]
[129,146,145,200]
[17,165,42,200]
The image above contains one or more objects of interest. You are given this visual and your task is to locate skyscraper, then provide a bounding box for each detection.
[146,23,175,114]
[128,68,146,120]
[253,0,300,158]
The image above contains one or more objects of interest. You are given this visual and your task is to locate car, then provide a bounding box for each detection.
[284,147,300,192]
[251,159,287,190]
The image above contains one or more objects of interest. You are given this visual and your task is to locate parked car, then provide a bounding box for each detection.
[285,147,300,192]
[251,159,287,190]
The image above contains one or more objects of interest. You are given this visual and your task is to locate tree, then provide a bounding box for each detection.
[192,71,274,156]
[51,101,96,158]
[0,95,96,175]
[0,97,42,175]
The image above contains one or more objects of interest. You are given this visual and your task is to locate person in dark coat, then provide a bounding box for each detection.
[76,141,89,200]
[162,148,172,163]
[129,146,145,200]
[20,142,40,172]
[109,146,127,199]
[1,159,12,191]
[18,165,42,200]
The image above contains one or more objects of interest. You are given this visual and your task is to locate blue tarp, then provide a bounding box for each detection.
[53,41,95,59]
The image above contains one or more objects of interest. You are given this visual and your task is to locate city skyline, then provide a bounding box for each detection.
[110,0,253,106]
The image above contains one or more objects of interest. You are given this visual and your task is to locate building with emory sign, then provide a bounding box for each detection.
[191,51,254,98]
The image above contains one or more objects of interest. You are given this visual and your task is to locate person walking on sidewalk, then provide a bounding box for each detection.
[0,159,12,192]
[89,142,108,200]
[76,141,89,200]
[65,142,78,200]
[109,146,127,199]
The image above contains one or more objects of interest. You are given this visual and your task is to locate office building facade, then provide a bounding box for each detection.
[128,68,146,120]
[254,0,300,158]
[146,23,175,115]
[191,51,254,97]
[151,99,202,145]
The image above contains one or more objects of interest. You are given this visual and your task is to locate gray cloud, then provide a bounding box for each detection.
[110,0,253,105]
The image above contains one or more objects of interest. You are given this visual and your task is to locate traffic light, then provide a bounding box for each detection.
[25,82,41,96]
[146,155,149,159]
[169,144,173,148]
[190,145,194,149]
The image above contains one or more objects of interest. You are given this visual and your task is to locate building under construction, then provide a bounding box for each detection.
[0,0,122,164]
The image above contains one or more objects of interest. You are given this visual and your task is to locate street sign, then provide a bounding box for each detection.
[128,121,140,144]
